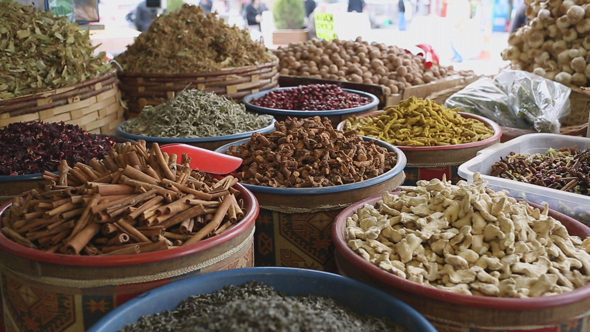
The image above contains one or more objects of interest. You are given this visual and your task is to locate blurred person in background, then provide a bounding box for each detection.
[398,0,406,30]
[510,1,528,33]
[348,0,365,13]
[305,0,316,18]
[134,1,153,32]
[199,0,213,13]
[245,0,264,31]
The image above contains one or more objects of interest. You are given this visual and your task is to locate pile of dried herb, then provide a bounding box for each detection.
[114,4,275,74]
[0,121,116,176]
[120,281,404,332]
[121,89,274,138]
[0,3,111,99]
[491,147,590,195]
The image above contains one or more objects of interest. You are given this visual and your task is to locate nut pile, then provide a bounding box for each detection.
[0,121,116,176]
[491,147,590,195]
[343,97,495,146]
[346,175,590,297]
[1,140,245,255]
[114,4,275,74]
[275,38,470,95]
[250,84,371,111]
[226,116,398,188]
[501,0,590,86]
[0,3,111,99]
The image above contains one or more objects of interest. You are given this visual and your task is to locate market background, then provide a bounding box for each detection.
[93,0,512,76]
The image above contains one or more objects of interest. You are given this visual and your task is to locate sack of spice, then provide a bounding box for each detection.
[114,4,275,74]
[0,3,111,100]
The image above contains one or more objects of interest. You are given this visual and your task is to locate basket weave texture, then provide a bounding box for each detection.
[118,61,280,118]
[0,72,125,135]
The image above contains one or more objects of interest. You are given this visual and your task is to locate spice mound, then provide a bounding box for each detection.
[0,140,246,255]
[250,84,371,111]
[226,116,398,188]
[121,89,274,138]
[344,97,495,146]
[0,121,115,176]
[491,147,590,195]
[0,3,111,99]
[346,174,590,298]
[120,281,404,332]
[114,4,275,74]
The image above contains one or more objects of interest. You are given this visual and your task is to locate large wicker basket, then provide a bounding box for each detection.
[0,72,125,135]
[427,83,590,140]
[117,61,280,118]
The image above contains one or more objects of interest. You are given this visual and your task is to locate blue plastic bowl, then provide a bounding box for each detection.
[215,136,406,195]
[115,119,276,150]
[243,87,379,121]
[88,267,435,332]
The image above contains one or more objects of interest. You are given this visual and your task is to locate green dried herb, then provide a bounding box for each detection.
[114,4,275,74]
[0,3,111,100]
[121,89,274,138]
[120,281,405,332]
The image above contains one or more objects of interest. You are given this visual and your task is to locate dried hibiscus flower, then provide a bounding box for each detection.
[0,121,115,176]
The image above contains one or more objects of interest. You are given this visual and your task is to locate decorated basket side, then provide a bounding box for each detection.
[0,72,125,135]
[427,84,590,140]
[118,61,280,118]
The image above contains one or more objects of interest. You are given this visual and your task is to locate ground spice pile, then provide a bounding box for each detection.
[120,281,404,332]
[0,3,111,99]
[114,4,275,74]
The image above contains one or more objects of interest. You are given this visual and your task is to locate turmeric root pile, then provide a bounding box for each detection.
[346,174,590,297]
[502,0,590,87]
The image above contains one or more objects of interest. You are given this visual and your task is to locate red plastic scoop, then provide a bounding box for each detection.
[159,143,242,175]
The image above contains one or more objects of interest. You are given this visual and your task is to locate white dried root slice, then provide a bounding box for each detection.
[345,174,590,298]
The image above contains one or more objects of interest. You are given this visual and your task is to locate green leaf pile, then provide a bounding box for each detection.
[0,3,111,100]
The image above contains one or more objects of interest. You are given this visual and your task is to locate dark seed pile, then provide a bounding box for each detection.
[120,281,404,332]
[250,84,371,111]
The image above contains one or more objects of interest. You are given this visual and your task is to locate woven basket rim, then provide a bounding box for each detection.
[0,71,117,107]
[117,60,279,79]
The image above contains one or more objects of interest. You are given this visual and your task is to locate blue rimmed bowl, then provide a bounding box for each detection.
[88,267,436,332]
[115,118,276,151]
[215,136,406,270]
[243,87,379,124]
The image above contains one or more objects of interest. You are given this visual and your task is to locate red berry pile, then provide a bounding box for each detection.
[250,84,371,111]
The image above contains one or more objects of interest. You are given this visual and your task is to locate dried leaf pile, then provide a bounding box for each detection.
[120,89,274,138]
[0,3,111,100]
[114,4,275,74]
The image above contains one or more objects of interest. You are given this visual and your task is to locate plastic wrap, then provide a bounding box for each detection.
[445,70,571,133]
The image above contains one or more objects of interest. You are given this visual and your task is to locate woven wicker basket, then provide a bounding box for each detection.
[117,61,280,118]
[0,72,125,135]
[427,83,590,139]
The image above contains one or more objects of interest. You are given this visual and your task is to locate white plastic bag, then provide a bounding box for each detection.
[445,70,571,133]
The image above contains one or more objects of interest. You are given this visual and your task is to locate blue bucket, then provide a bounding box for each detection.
[88,267,436,332]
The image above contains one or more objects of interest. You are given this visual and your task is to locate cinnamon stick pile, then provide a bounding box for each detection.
[0,140,245,256]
